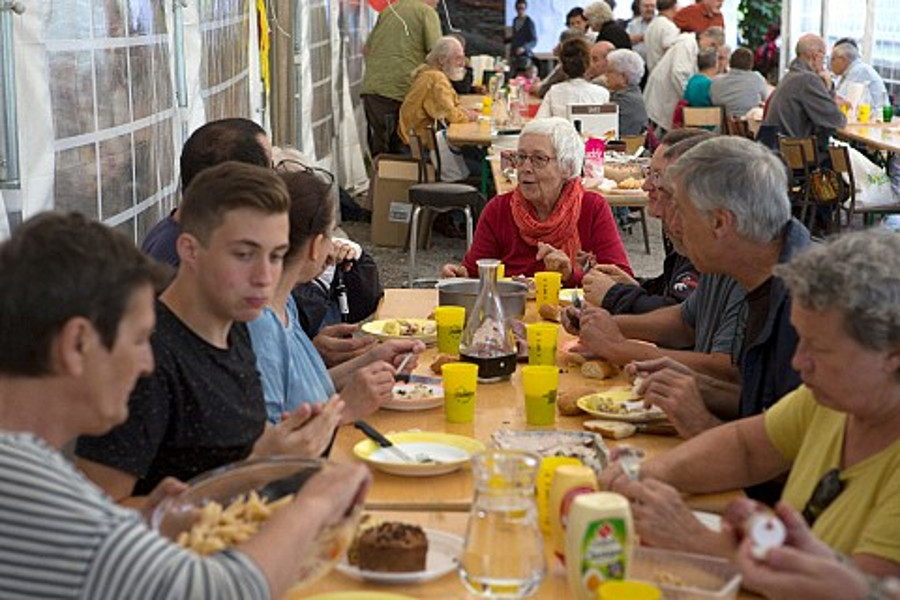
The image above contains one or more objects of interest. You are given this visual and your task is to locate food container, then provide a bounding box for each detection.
[490,429,609,478]
[630,546,742,599]
[437,278,528,318]
[152,457,361,590]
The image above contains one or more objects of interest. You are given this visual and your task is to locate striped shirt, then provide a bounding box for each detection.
[0,432,269,599]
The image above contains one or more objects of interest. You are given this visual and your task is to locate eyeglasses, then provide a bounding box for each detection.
[801,468,844,526]
[641,163,662,186]
[512,152,557,169]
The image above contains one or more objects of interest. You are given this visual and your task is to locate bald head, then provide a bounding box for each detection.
[587,41,615,79]
[796,33,825,60]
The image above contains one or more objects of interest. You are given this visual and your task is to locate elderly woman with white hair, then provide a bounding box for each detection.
[441,117,631,285]
[584,1,632,49]
[601,228,900,581]
[398,35,477,148]
[606,48,648,135]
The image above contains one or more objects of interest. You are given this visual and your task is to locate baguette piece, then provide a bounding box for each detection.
[583,419,637,440]
[581,359,620,380]
[430,353,457,374]
[556,386,596,416]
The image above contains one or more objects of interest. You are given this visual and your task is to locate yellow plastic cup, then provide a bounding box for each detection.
[858,103,871,123]
[521,365,559,426]
[497,262,505,279]
[598,581,661,600]
[441,362,478,423]
[434,306,466,354]
[534,271,562,306]
[482,96,493,117]
[526,322,559,366]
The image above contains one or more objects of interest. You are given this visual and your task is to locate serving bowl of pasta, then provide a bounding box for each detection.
[151,456,362,589]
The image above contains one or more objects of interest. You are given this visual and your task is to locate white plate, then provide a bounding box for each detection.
[693,510,723,532]
[383,383,444,411]
[361,319,437,344]
[576,388,667,423]
[337,528,463,584]
[353,432,485,477]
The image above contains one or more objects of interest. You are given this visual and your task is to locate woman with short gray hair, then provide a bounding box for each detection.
[606,48,648,134]
[584,1,632,49]
[441,117,631,284]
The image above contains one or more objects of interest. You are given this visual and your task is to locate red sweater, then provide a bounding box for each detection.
[461,190,632,286]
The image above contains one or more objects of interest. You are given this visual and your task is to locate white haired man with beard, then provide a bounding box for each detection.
[398,36,479,149]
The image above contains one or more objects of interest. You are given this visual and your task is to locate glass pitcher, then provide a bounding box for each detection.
[459,259,518,382]
[460,450,546,599]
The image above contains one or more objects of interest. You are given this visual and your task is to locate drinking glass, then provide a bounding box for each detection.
[460,450,546,598]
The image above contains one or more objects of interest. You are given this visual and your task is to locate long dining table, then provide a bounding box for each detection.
[291,289,756,600]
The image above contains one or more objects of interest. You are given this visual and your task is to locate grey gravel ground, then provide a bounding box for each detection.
[341,214,667,288]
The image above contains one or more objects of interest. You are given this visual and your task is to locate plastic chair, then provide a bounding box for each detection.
[829,144,900,228]
[406,126,484,287]
[682,106,724,132]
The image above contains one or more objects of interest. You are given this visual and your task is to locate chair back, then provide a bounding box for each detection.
[426,124,444,182]
[778,137,816,172]
[407,129,433,183]
[619,134,646,155]
[682,106,723,132]
[726,115,752,139]
[828,144,855,215]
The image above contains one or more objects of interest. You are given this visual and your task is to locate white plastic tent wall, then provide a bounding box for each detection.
[0,0,370,242]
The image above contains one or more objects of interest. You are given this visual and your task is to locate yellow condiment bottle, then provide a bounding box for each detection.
[536,456,581,533]
[548,464,598,563]
[565,492,634,600]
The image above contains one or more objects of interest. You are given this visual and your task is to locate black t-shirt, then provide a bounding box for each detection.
[76,301,266,495]
[741,276,774,359]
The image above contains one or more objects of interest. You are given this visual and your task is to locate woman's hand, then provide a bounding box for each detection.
[338,361,396,422]
[365,338,425,371]
[252,398,344,459]
[536,242,572,281]
[329,240,359,269]
[313,324,376,367]
[441,263,468,278]
[140,477,187,523]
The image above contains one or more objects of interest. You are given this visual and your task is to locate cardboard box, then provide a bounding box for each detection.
[370,155,434,248]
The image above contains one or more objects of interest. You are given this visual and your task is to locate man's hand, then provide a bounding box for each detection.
[313,323,376,367]
[626,356,694,379]
[638,367,721,438]
[577,306,628,362]
[338,361,396,423]
[591,264,638,286]
[561,305,582,335]
[536,242,572,281]
[441,263,469,278]
[252,398,344,459]
[582,265,635,307]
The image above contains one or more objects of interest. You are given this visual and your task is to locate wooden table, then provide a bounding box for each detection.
[836,122,900,154]
[489,157,651,210]
[295,289,752,599]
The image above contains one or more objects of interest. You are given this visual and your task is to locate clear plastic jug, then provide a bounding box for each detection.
[459,450,546,599]
[459,258,517,382]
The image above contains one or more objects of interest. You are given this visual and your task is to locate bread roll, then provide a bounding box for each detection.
[556,386,596,416]
[430,353,457,374]
[581,360,620,380]
[583,419,637,440]
[563,351,587,367]
[538,303,561,322]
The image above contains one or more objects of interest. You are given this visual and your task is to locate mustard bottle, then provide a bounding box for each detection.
[565,491,634,600]
[548,464,598,563]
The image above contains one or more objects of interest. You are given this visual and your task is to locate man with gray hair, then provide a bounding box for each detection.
[761,33,845,151]
[830,41,888,113]
[398,36,478,148]
[627,137,809,455]
[643,26,725,133]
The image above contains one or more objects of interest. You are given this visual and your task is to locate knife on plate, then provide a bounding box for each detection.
[353,420,418,463]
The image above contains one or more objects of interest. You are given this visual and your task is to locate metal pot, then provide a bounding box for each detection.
[436,278,528,318]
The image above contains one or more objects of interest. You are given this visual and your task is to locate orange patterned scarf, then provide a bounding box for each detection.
[510,178,584,265]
